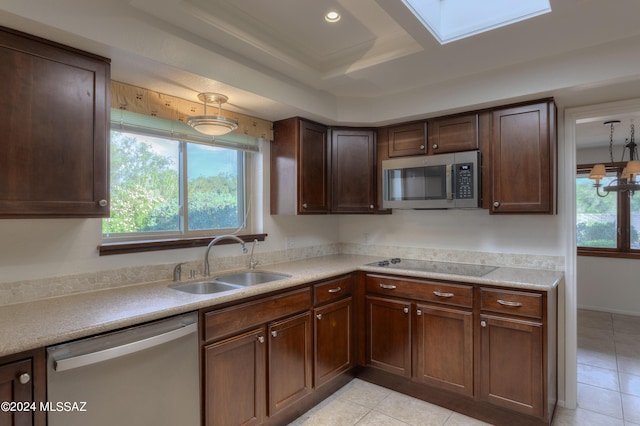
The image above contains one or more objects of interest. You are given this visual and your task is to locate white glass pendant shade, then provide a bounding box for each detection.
[187,93,238,136]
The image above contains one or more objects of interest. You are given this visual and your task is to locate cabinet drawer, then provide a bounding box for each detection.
[314,274,352,305]
[366,274,473,308]
[480,288,542,319]
[204,287,312,342]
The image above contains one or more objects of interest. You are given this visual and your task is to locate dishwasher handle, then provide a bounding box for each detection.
[53,322,197,372]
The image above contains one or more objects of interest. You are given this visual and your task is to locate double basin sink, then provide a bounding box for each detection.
[170,271,291,294]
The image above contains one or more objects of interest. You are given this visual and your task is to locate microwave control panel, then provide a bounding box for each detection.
[456,163,474,199]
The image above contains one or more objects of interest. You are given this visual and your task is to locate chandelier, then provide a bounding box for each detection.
[187,93,238,136]
[588,120,640,197]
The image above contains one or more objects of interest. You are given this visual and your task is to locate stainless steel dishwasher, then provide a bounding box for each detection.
[46,312,199,426]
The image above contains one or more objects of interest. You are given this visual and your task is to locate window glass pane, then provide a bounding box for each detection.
[103,131,180,235]
[576,175,618,248]
[631,192,640,250]
[187,144,242,231]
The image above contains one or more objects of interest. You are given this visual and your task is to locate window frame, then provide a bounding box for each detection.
[99,125,265,256]
[577,162,640,259]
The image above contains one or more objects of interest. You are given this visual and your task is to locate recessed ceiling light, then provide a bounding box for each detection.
[325,11,341,23]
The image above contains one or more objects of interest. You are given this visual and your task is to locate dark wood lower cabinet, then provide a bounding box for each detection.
[363,275,556,425]
[314,297,352,387]
[204,327,266,426]
[199,273,555,426]
[415,303,473,396]
[365,295,412,378]
[268,312,313,416]
[0,349,46,426]
[479,314,544,417]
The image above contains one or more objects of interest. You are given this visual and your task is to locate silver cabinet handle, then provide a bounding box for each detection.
[480,320,487,327]
[497,299,524,307]
[419,144,425,150]
[432,144,438,149]
[433,291,454,298]
[271,330,278,338]
[257,335,265,344]
[369,204,374,209]
[493,201,500,208]
[19,373,30,384]
[98,199,108,207]
[302,203,308,209]
[379,283,396,290]
[403,307,409,314]
[416,309,422,316]
[327,287,342,293]
[316,314,322,320]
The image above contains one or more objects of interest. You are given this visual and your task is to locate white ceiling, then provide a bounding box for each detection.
[2,0,640,141]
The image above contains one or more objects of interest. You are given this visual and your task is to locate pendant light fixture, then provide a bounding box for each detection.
[187,92,238,136]
[589,120,640,197]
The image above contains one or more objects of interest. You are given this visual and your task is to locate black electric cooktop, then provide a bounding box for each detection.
[367,258,497,278]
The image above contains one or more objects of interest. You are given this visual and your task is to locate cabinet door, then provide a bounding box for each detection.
[268,311,313,415]
[415,304,473,396]
[479,314,543,417]
[331,129,376,213]
[366,295,412,377]
[428,113,478,155]
[0,27,110,218]
[204,327,266,426]
[490,101,554,213]
[388,121,427,157]
[314,297,352,387]
[299,120,330,213]
[0,358,33,426]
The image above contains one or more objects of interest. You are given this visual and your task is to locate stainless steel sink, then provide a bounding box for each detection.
[170,280,242,294]
[170,271,291,294]
[214,271,291,286]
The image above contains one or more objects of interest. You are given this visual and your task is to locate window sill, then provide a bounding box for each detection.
[577,248,640,260]
[98,234,267,256]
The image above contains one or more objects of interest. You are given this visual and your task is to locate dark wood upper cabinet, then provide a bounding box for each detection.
[0,26,110,218]
[489,100,556,214]
[330,129,376,213]
[271,117,330,214]
[427,113,478,155]
[388,121,427,157]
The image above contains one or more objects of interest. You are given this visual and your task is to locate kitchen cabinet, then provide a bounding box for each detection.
[204,327,266,426]
[488,100,556,214]
[366,295,412,377]
[202,287,312,425]
[365,274,474,394]
[427,113,478,155]
[387,121,427,157]
[0,349,46,426]
[313,274,353,387]
[479,287,555,422]
[268,312,313,416]
[0,26,110,218]
[330,129,376,213]
[363,273,556,425]
[271,117,329,214]
[415,303,473,396]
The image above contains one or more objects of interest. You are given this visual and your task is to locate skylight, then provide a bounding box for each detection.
[401,0,551,44]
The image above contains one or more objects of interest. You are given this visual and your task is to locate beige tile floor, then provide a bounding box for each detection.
[290,309,640,426]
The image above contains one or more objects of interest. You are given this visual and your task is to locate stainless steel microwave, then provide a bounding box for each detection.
[382,151,480,209]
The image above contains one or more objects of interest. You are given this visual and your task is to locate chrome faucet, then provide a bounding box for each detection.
[203,235,247,276]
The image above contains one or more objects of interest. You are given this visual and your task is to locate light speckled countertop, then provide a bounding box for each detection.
[0,254,562,358]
